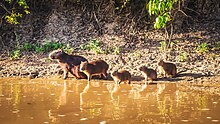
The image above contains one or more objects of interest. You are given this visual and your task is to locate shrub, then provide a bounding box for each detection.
[22,42,64,53]
[10,49,22,59]
[179,51,188,62]
[196,43,209,54]
[80,39,105,54]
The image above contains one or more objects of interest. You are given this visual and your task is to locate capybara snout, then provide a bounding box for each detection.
[49,49,63,60]
[79,62,88,72]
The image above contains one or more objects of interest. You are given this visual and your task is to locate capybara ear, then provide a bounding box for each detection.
[81,61,87,65]
[111,71,117,76]
[139,66,144,71]
[158,59,164,65]
[84,61,88,65]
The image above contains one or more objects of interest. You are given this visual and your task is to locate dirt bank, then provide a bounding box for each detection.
[0,41,219,83]
[0,2,219,83]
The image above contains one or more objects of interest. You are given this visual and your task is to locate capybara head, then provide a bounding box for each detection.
[139,66,148,71]
[80,61,88,72]
[49,49,64,60]
[111,71,119,77]
[158,59,164,66]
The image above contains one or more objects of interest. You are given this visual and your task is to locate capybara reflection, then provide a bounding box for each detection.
[111,70,131,84]
[79,60,109,81]
[158,60,177,78]
[139,66,157,81]
[49,49,87,79]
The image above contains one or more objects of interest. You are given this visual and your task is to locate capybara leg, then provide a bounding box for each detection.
[128,80,131,84]
[172,73,176,78]
[103,72,107,79]
[148,78,153,84]
[70,71,78,79]
[73,74,79,79]
[172,70,177,78]
[63,70,68,79]
[104,72,107,78]
[113,79,117,84]
[118,80,122,84]
[164,73,167,78]
[144,76,147,81]
[87,75,91,81]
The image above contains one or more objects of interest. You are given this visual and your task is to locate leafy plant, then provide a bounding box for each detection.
[212,42,220,51]
[41,42,63,52]
[159,40,175,51]
[10,49,22,59]
[159,41,167,51]
[196,43,209,54]
[23,43,34,51]
[80,39,104,54]
[154,12,171,29]
[115,0,130,10]
[2,0,30,24]
[133,51,142,58]
[105,46,120,55]
[63,44,75,54]
[5,11,23,24]
[179,51,188,62]
[113,46,120,55]
[147,0,178,29]
[21,42,64,53]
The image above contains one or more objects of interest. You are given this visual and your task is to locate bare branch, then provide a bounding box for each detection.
[0,2,12,14]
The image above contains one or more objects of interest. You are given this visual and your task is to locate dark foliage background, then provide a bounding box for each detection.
[0,0,219,51]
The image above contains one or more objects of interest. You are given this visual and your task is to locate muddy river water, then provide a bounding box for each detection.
[0,78,220,124]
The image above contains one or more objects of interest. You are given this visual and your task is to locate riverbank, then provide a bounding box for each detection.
[0,44,219,83]
[0,17,219,82]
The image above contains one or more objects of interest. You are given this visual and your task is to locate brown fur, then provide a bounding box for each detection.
[49,49,87,79]
[139,66,157,81]
[111,70,131,84]
[158,60,177,78]
[79,60,109,81]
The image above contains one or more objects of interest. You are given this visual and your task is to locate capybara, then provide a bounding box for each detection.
[49,49,87,79]
[139,66,157,81]
[79,60,109,81]
[158,59,177,78]
[111,70,131,84]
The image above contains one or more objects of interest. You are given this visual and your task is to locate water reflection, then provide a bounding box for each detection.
[48,81,81,123]
[0,78,220,124]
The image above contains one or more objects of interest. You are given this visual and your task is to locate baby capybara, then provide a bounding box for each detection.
[49,49,87,79]
[79,60,109,81]
[158,60,177,78]
[139,66,157,81]
[111,70,131,84]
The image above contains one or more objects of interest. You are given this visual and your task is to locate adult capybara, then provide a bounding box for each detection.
[111,70,131,84]
[49,49,87,79]
[79,60,109,81]
[158,59,177,78]
[139,66,157,81]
